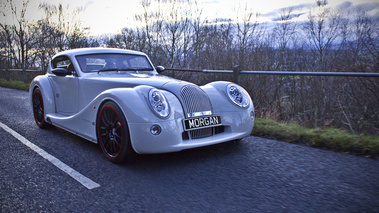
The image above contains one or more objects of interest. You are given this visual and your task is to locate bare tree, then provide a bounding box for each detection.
[135,0,156,55]
[234,5,264,70]
[300,0,343,127]
[1,0,33,82]
[272,7,300,71]
[39,3,90,51]
[158,0,190,67]
[303,0,342,72]
[189,1,204,69]
[0,24,14,80]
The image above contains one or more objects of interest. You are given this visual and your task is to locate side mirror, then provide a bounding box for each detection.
[155,66,165,74]
[52,68,71,76]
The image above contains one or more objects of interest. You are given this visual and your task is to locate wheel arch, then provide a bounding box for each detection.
[95,98,137,161]
[30,76,56,117]
[96,97,130,126]
[95,97,135,150]
[93,86,164,153]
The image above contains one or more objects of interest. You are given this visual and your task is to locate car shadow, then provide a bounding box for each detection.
[50,126,247,170]
[123,140,245,169]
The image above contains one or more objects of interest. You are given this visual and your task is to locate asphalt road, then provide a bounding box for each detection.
[0,86,378,213]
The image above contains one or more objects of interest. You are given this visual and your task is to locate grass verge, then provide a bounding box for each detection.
[252,118,379,159]
[0,79,29,91]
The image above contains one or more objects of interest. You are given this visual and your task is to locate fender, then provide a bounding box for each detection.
[30,75,56,119]
[44,85,183,149]
[43,87,149,143]
[95,86,183,151]
[97,85,182,122]
[202,81,254,113]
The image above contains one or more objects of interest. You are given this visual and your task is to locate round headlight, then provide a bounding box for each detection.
[148,89,170,118]
[227,84,250,108]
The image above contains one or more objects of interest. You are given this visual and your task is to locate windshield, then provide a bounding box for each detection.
[75,53,154,73]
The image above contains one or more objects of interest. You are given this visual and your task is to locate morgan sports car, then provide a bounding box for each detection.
[30,48,255,163]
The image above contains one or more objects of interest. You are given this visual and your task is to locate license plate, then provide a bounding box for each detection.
[183,115,222,131]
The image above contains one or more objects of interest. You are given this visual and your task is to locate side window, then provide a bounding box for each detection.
[51,56,75,75]
[56,59,71,68]
[53,57,72,69]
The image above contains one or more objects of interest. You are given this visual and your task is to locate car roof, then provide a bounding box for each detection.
[52,48,147,59]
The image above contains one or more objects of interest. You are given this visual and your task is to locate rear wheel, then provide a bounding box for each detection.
[32,88,50,129]
[97,101,134,163]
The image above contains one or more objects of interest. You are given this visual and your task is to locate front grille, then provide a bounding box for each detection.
[190,128,213,139]
[182,126,225,141]
[181,85,212,118]
[180,84,219,140]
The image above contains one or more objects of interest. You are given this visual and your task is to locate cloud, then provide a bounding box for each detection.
[287,3,313,12]
[203,0,219,4]
[355,2,379,12]
[83,0,95,10]
[271,13,305,22]
[336,1,352,11]
[374,11,379,19]
[262,3,312,21]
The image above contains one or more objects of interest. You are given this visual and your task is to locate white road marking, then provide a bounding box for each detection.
[0,121,100,190]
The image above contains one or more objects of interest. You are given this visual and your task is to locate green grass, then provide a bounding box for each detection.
[252,118,379,159]
[0,79,29,91]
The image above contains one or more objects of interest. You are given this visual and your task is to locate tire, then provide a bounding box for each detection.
[97,101,134,163]
[32,88,51,129]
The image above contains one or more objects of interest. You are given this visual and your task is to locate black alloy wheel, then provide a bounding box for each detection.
[32,88,50,128]
[97,101,133,163]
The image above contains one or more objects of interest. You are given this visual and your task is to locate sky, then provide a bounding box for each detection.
[2,0,379,36]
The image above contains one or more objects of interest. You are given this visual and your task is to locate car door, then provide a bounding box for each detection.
[49,56,80,115]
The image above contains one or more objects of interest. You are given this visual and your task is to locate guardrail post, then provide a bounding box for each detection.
[5,67,10,81]
[233,65,241,84]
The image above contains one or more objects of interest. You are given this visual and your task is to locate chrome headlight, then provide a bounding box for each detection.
[227,84,250,108]
[148,89,170,118]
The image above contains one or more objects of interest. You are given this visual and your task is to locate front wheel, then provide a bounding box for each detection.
[97,101,134,163]
[32,88,51,129]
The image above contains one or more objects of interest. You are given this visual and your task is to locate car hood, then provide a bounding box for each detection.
[80,72,212,119]
[82,72,186,89]
[80,72,194,106]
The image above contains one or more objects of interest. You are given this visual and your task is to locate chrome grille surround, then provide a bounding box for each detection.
[180,85,223,140]
[180,85,212,118]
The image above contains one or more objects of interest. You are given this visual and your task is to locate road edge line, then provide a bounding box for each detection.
[0,121,100,190]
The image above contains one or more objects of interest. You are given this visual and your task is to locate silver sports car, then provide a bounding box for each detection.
[30,48,255,163]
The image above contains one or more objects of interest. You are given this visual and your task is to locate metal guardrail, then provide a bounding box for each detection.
[165,68,379,77]
[0,68,45,83]
[165,67,379,84]
[238,71,379,77]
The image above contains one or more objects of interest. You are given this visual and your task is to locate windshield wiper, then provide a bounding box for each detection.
[135,68,154,71]
[97,68,154,73]
[118,68,154,72]
[97,68,119,73]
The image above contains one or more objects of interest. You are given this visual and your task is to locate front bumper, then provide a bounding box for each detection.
[129,111,254,154]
